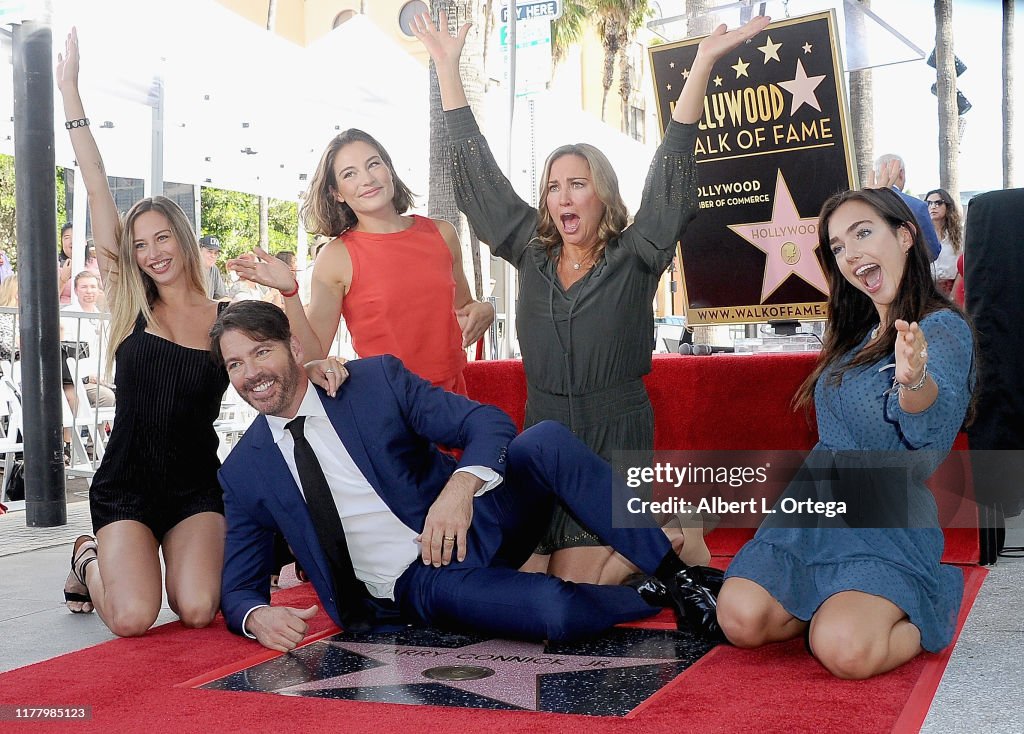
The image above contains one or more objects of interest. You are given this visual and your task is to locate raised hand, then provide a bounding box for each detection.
[55,27,80,95]
[227,246,295,293]
[695,15,772,66]
[411,11,470,72]
[893,319,929,389]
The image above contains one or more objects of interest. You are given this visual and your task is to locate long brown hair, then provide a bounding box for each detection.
[794,187,963,412]
[300,129,415,237]
[536,144,628,261]
[925,188,963,253]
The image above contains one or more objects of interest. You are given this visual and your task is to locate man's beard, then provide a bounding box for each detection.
[241,362,303,416]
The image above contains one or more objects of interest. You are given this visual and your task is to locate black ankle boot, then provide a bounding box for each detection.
[653,553,726,642]
[666,565,726,641]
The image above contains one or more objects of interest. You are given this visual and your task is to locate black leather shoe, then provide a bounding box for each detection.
[664,565,726,642]
[622,573,670,608]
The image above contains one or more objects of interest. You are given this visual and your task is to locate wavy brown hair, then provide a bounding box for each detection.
[925,188,963,253]
[536,145,628,261]
[794,187,969,413]
[300,129,415,237]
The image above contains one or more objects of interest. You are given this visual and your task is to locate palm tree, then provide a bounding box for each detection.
[258,0,277,250]
[592,0,649,126]
[428,1,486,299]
[934,0,959,202]
[552,0,589,66]
[847,0,873,185]
[1003,0,1015,189]
[685,0,714,38]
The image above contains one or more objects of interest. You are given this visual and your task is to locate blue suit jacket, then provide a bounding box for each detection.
[217,354,517,635]
[895,187,941,262]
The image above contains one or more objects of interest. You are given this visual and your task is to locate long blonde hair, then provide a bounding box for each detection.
[104,196,206,375]
[536,145,629,261]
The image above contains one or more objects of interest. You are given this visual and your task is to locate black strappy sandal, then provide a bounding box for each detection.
[64,535,97,613]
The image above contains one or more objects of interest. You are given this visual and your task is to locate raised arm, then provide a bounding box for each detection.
[411,11,469,111]
[413,12,538,267]
[56,29,120,286]
[621,15,772,272]
[672,17,771,124]
[228,244,348,361]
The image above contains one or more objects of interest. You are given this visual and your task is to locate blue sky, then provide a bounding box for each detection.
[870,0,1021,197]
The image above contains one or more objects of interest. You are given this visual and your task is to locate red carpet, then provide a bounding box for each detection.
[0,565,985,734]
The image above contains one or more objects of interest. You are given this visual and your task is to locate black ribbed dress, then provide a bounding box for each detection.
[90,308,228,539]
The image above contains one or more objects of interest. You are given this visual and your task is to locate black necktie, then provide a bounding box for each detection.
[286,416,372,632]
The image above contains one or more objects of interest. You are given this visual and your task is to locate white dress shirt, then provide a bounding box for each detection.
[242,381,500,637]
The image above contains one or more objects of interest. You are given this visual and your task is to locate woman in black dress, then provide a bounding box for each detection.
[57,29,344,634]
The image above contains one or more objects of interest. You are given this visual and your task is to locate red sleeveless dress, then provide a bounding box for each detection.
[341,215,467,394]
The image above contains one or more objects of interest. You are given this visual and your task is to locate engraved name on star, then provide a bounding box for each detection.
[731,56,750,78]
[278,638,677,711]
[778,59,826,115]
[758,35,782,63]
[727,170,829,302]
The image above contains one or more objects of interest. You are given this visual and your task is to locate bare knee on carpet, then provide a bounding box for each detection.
[717,577,801,648]
[169,595,219,629]
[104,599,160,638]
[809,591,917,680]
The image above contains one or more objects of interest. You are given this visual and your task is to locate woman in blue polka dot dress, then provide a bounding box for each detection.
[717,187,975,680]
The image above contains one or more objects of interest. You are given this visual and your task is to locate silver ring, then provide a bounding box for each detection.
[324,369,335,373]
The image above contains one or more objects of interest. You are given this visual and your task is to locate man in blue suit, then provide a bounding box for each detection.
[212,302,705,652]
[873,153,941,261]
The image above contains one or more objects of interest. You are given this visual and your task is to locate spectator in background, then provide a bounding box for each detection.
[0,274,18,362]
[60,270,115,410]
[58,221,75,304]
[871,155,941,262]
[199,236,230,301]
[58,223,102,305]
[924,189,962,297]
[267,251,299,309]
[0,251,13,283]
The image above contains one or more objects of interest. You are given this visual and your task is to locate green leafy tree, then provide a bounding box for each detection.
[0,155,14,267]
[199,186,298,264]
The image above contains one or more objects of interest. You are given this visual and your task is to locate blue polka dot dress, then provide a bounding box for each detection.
[726,309,974,652]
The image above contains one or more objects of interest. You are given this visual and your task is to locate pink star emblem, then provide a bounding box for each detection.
[727,171,829,301]
[778,59,826,114]
[278,638,675,711]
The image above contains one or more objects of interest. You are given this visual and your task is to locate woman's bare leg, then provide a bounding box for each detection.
[86,521,163,637]
[162,512,226,629]
[808,591,923,679]
[716,577,807,647]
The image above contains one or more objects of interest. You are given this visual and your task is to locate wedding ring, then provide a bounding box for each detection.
[920,348,928,361]
[324,369,335,373]
[443,535,456,541]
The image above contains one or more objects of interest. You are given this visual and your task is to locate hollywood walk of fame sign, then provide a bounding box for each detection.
[195,626,716,716]
[650,12,856,325]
